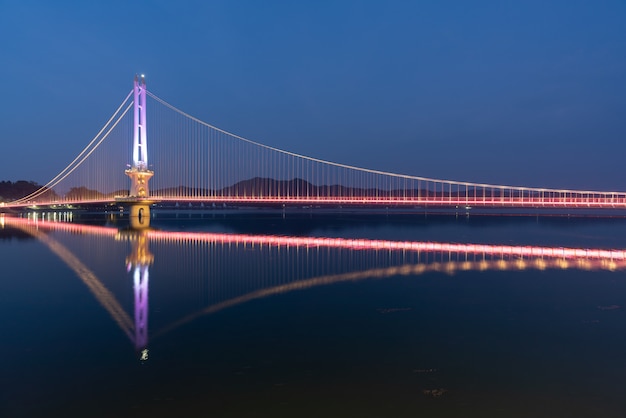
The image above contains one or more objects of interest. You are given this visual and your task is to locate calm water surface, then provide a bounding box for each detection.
[1,211,626,417]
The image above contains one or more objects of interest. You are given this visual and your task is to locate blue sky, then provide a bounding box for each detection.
[1,0,625,190]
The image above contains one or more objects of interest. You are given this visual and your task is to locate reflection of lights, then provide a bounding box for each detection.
[461,261,473,271]
[6,216,626,264]
[397,265,413,275]
[154,253,626,340]
[8,214,626,348]
[6,217,117,237]
[606,260,617,271]
[140,349,148,361]
[0,214,4,228]
[144,229,626,263]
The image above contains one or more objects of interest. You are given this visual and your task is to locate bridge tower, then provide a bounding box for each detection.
[120,75,156,225]
[126,74,153,197]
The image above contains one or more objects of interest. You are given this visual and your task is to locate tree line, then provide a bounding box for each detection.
[0,180,42,202]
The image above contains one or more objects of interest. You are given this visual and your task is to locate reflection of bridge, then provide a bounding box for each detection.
[3,76,626,212]
[5,214,626,358]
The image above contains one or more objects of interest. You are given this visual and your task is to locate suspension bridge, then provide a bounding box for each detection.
[2,75,626,212]
[4,214,626,359]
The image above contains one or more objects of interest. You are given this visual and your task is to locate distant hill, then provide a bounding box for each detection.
[0,181,42,202]
[154,177,374,199]
[154,177,421,199]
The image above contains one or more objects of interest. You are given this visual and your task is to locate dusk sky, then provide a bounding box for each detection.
[1,0,625,190]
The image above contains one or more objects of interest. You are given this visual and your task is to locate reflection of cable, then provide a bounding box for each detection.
[152,255,626,340]
[7,217,626,343]
[11,222,135,343]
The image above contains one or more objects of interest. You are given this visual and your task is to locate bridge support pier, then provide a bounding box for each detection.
[129,203,151,229]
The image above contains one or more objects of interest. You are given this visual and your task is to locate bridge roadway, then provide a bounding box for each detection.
[4,195,626,210]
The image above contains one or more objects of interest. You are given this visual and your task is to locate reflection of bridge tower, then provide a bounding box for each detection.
[118,75,156,225]
[125,232,154,359]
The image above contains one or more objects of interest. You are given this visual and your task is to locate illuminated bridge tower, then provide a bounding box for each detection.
[125,232,154,360]
[120,74,155,225]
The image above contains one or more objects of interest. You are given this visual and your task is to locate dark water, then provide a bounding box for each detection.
[1,211,626,417]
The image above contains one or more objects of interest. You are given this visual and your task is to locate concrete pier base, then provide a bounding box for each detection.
[129,204,151,229]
